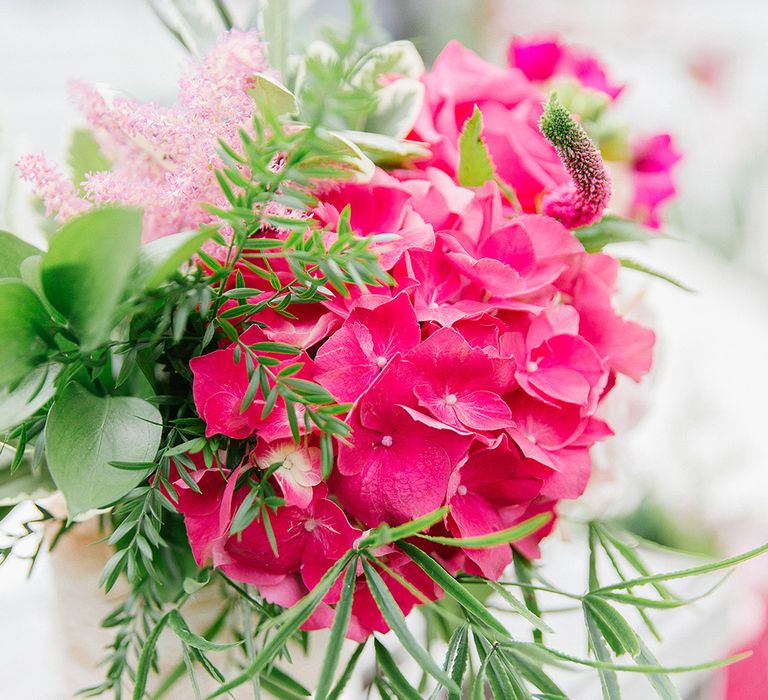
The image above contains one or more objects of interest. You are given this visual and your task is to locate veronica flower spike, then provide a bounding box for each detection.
[539,92,612,228]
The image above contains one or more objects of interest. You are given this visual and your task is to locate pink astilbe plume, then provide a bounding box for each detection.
[538,93,611,228]
[19,30,268,240]
[16,154,90,222]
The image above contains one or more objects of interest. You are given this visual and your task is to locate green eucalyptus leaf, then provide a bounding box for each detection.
[0,363,61,432]
[0,279,54,387]
[457,105,495,187]
[41,207,142,350]
[0,231,41,278]
[45,382,162,516]
[134,228,211,290]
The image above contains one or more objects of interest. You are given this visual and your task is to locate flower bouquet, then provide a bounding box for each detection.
[1,2,764,698]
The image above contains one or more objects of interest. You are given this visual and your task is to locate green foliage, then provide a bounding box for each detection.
[0,279,54,387]
[574,215,657,252]
[45,383,162,516]
[457,105,496,187]
[0,230,41,278]
[0,364,60,433]
[41,208,143,350]
[133,228,213,291]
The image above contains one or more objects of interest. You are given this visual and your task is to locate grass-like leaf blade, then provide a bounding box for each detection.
[360,557,460,694]
[315,557,358,700]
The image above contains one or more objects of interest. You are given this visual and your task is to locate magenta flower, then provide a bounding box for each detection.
[405,327,514,432]
[630,133,681,228]
[314,293,421,403]
[447,436,545,579]
[314,172,435,270]
[507,306,607,410]
[408,40,568,212]
[334,355,472,526]
[509,35,623,100]
[441,212,583,300]
[190,327,314,441]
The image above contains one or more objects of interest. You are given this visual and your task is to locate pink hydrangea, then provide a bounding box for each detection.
[182,161,658,640]
[508,35,624,100]
[629,133,682,228]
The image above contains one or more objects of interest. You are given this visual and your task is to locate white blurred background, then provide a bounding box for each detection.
[1,1,767,698]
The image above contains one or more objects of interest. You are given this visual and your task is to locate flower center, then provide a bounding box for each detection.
[444,393,458,405]
[381,435,393,447]
[526,360,538,373]
[428,301,439,309]
[375,355,387,368]
[457,485,468,496]
[304,518,318,532]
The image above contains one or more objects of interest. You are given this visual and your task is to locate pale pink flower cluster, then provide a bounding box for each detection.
[15,154,89,222]
[18,30,268,240]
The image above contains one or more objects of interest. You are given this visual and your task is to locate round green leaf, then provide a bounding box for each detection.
[0,279,54,387]
[41,207,142,351]
[45,383,162,516]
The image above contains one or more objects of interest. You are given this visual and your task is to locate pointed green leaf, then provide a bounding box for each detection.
[574,215,655,253]
[374,639,422,700]
[327,642,366,700]
[41,207,142,350]
[635,638,683,700]
[399,542,511,640]
[618,258,693,292]
[134,228,212,290]
[316,558,358,700]
[457,105,495,187]
[584,596,641,657]
[206,550,355,698]
[167,610,240,652]
[416,512,551,548]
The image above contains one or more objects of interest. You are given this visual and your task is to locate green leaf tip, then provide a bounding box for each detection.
[457,104,495,187]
